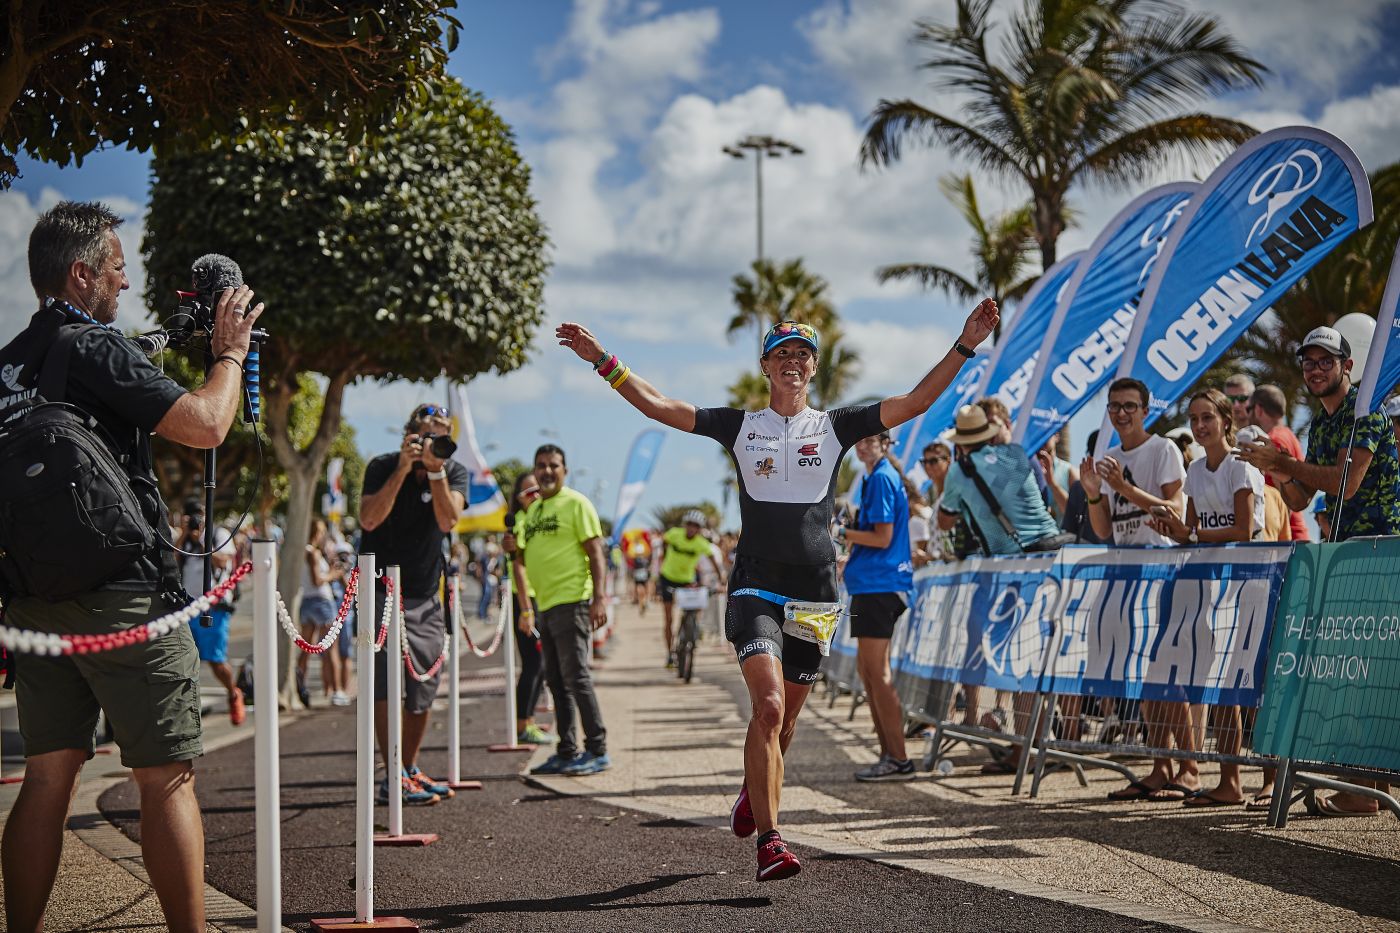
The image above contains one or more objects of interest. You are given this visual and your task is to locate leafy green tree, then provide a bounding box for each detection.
[143,76,548,610]
[1,0,459,187]
[861,0,1266,268]
[650,502,723,532]
[491,458,531,507]
[877,173,1042,339]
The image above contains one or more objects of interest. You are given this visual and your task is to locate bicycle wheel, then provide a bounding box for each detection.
[679,611,698,683]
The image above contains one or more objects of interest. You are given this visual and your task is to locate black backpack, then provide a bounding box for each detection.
[0,324,154,601]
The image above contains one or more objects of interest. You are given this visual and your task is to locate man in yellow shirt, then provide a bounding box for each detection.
[657,510,726,667]
[514,444,612,776]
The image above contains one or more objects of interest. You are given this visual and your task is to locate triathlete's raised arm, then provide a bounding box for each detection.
[878,298,999,430]
[557,323,698,432]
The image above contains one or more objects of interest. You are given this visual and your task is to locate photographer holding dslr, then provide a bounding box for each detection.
[0,201,263,933]
[359,403,468,806]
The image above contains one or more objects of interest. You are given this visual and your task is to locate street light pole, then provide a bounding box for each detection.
[722,135,804,267]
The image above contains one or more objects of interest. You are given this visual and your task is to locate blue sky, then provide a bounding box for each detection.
[5,0,1400,527]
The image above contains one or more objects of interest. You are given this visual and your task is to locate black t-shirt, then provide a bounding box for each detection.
[0,304,187,591]
[359,453,470,597]
[691,403,885,566]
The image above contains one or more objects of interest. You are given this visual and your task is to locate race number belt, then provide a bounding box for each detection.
[731,587,842,656]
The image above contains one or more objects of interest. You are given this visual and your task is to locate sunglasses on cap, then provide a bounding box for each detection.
[762,320,820,356]
[412,404,449,420]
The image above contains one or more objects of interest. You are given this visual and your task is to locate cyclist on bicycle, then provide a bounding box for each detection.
[555,297,999,882]
[658,509,727,668]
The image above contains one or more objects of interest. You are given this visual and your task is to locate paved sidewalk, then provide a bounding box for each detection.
[531,599,1400,932]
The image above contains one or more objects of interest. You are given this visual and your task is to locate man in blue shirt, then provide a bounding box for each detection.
[843,430,915,782]
[937,405,1060,554]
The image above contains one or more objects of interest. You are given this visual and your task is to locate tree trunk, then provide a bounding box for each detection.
[264,362,356,705]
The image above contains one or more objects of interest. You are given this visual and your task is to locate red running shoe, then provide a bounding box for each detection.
[229,690,247,727]
[730,784,755,838]
[755,833,801,882]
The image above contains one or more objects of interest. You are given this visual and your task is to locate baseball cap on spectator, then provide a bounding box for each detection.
[1297,326,1350,359]
[1383,396,1400,419]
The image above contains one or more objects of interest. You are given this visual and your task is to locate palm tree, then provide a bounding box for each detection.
[860,0,1267,268]
[810,324,861,409]
[877,173,1040,339]
[728,257,837,344]
[1230,162,1400,419]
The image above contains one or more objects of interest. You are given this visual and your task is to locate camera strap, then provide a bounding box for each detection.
[957,452,1023,549]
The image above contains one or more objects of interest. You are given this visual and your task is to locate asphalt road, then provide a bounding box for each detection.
[97,647,1183,933]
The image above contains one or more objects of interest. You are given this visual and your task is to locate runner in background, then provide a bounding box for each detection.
[657,510,726,668]
[622,527,654,614]
[555,296,998,883]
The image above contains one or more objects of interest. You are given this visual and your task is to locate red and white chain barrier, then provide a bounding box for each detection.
[0,561,252,656]
[395,586,451,683]
[449,581,508,659]
[278,566,359,654]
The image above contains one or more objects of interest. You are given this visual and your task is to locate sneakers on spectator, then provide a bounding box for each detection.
[330,691,352,707]
[406,765,454,800]
[755,831,801,881]
[530,753,580,775]
[665,653,676,669]
[228,690,247,727]
[518,724,557,745]
[561,751,611,776]
[730,784,755,838]
[855,756,916,782]
[376,775,439,807]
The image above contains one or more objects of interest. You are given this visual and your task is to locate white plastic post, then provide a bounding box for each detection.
[252,540,281,933]
[386,565,404,838]
[354,552,376,923]
[447,575,462,785]
[502,568,518,743]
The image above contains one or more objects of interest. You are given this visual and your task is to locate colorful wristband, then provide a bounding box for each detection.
[593,350,610,370]
[612,367,632,390]
[597,355,620,379]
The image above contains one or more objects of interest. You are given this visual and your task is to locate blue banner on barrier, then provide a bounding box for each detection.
[891,554,1058,694]
[1355,241,1400,417]
[1044,544,1292,705]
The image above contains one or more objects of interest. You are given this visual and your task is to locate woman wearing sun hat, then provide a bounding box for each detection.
[555,299,999,882]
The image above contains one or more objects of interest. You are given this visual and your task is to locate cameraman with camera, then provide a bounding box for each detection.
[359,403,468,806]
[0,201,263,933]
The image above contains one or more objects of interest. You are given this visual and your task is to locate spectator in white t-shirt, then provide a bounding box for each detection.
[1148,388,1265,808]
[1081,378,1198,802]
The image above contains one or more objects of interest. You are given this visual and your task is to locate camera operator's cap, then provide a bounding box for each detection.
[682,509,706,527]
[1384,396,1400,419]
[1297,326,1351,359]
[948,405,1000,446]
[762,321,819,356]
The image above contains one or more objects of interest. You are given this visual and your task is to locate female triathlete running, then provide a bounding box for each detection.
[556,298,998,881]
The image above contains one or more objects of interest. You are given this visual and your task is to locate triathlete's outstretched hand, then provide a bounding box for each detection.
[959,298,999,349]
[557,323,605,364]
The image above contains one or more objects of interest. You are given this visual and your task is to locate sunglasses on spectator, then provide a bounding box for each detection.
[1226,393,1250,403]
[921,456,949,465]
[519,487,542,500]
[413,404,449,420]
[1300,357,1338,372]
[1106,401,1141,414]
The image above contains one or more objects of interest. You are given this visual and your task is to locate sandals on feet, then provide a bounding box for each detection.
[1244,793,1273,812]
[1145,782,1198,802]
[1315,796,1379,818]
[1183,792,1244,808]
[1107,779,1154,801]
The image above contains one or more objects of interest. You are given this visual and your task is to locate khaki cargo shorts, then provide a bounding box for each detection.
[10,591,203,769]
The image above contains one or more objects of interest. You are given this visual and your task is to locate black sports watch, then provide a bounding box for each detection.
[953,341,976,359]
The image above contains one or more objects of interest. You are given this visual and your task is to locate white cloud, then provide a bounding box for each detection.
[798,0,954,107]
[0,188,148,337]
[843,317,961,399]
[1185,0,1400,102]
